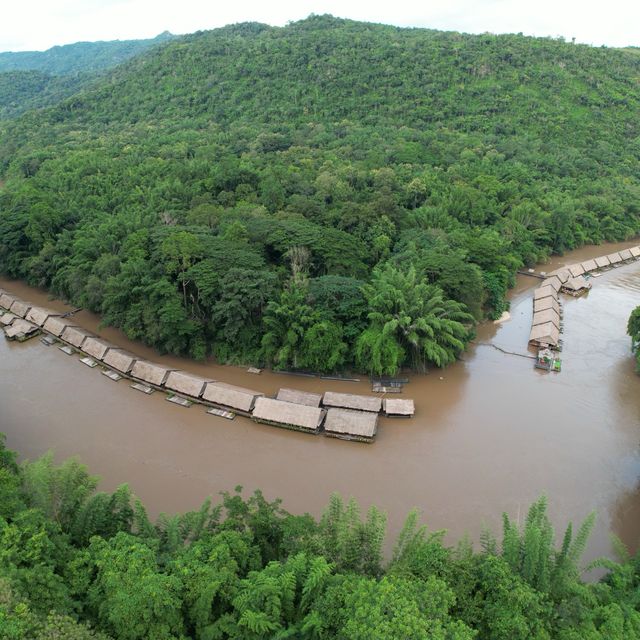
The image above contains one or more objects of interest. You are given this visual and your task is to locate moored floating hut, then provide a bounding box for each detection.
[61,326,93,349]
[9,300,31,318]
[43,316,76,337]
[567,263,585,278]
[252,397,325,433]
[532,309,560,330]
[594,256,610,269]
[547,268,571,284]
[533,296,560,314]
[580,259,598,273]
[619,248,633,261]
[82,336,114,360]
[606,252,623,265]
[322,391,382,413]
[562,276,592,295]
[4,319,38,340]
[324,408,378,443]
[202,382,264,414]
[630,246,640,258]
[165,371,210,398]
[529,322,560,347]
[26,306,60,327]
[541,276,562,292]
[102,349,138,374]
[276,387,323,407]
[130,360,175,387]
[0,312,16,326]
[383,398,415,417]
[0,293,17,310]
[533,286,557,301]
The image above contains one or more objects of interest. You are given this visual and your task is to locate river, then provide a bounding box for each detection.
[1,240,639,563]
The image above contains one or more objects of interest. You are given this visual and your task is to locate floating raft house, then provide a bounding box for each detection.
[26,306,60,327]
[165,371,210,399]
[533,296,560,313]
[541,276,562,292]
[383,398,415,417]
[594,256,610,269]
[533,286,557,301]
[532,308,560,330]
[276,387,323,407]
[579,258,597,272]
[0,312,16,326]
[43,316,75,337]
[4,319,38,340]
[567,263,585,278]
[607,252,623,265]
[547,268,571,283]
[619,248,633,261]
[102,349,137,374]
[562,276,591,295]
[630,246,640,258]
[61,326,93,349]
[202,382,263,414]
[529,322,560,347]
[0,293,16,310]
[252,397,325,433]
[324,408,378,443]
[131,360,175,387]
[82,336,114,360]
[322,391,382,413]
[10,300,31,318]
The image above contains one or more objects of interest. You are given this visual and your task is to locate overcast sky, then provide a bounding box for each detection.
[2,0,639,52]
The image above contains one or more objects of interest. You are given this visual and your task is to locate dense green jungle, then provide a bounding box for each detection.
[0,434,639,639]
[1,15,640,375]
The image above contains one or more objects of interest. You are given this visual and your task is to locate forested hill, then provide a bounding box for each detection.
[0,32,175,75]
[1,15,639,373]
[0,32,175,119]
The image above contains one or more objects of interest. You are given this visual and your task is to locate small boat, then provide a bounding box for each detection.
[166,394,192,407]
[535,348,561,372]
[131,382,154,394]
[207,407,235,420]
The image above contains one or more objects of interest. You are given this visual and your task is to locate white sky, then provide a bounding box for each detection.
[2,0,639,52]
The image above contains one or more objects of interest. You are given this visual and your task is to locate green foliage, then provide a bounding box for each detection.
[628,306,640,372]
[0,435,639,639]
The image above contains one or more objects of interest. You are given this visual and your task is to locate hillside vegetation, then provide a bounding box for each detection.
[0,434,639,639]
[1,16,639,373]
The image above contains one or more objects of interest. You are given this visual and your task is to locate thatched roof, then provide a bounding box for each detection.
[82,336,114,360]
[541,276,561,292]
[276,387,323,407]
[9,300,31,318]
[580,259,598,272]
[563,276,591,292]
[61,326,93,348]
[252,397,325,432]
[533,286,557,301]
[322,391,382,413]
[594,256,610,268]
[202,382,264,412]
[529,322,560,346]
[567,263,585,278]
[547,268,571,283]
[630,246,640,258]
[131,360,175,386]
[43,316,76,337]
[5,319,38,339]
[619,249,633,261]
[383,398,415,417]
[26,306,60,327]
[103,349,137,374]
[0,293,16,310]
[533,296,560,314]
[532,309,560,329]
[0,312,16,326]
[324,408,378,440]
[165,371,210,398]
[606,252,623,264]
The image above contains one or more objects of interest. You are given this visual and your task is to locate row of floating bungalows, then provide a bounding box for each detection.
[0,290,415,443]
[528,246,640,348]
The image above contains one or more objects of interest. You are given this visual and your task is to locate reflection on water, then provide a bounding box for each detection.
[1,240,639,560]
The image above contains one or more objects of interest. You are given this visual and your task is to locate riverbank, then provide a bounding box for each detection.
[1,238,639,562]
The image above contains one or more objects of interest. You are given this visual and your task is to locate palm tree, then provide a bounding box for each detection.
[356,264,473,375]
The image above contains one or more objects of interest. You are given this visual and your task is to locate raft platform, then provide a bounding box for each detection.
[166,394,192,408]
[207,407,236,420]
[131,382,154,395]
[101,370,122,381]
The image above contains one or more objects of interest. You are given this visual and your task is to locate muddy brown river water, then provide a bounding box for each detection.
[1,240,639,563]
